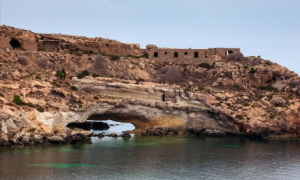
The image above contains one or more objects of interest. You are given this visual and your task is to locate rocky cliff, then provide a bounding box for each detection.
[1,26,300,148]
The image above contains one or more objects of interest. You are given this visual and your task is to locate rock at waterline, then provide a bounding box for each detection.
[48,136,65,143]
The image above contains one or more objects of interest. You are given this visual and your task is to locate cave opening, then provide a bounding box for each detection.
[66,113,153,135]
[10,39,21,49]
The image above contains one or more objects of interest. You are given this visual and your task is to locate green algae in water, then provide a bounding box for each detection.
[62,148,80,152]
[14,149,43,154]
[92,136,187,148]
[27,163,97,169]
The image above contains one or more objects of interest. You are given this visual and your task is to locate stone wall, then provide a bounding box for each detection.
[0,26,241,63]
[146,46,241,64]
[39,40,61,51]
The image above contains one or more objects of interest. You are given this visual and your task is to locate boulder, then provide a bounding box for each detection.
[48,136,65,143]
[128,63,134,69]
[93,122,109,130]
[271,81,287,91]
[252,58,261,65]
[201,129,226,137]
[271,96,286,106]
[121,133,131,138]
[146,44,157,49]
[21,136,30,145]
[138,62,145,70]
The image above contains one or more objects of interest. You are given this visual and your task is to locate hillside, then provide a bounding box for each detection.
[1,25,300,147]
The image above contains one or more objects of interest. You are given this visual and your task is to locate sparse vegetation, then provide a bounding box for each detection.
[27,103,35,108]
[243,102,250,106]
[126,54,149,59]
[243,65,249,69]
[82,50,93,55]
[259,85,278,91]
[224,71,233,79]
[92,73,99,78]
[56,70,66,79]
[77,70,89,79]
[249,68,257,74]
[110,55,120,61]
[27,128,36,133]
[36,105,45,112]
[236,115,244,120]
[35,75,41,79]
[234,83,240,89]
[199,63,214,70]
[71,86,78,91]
[13,95,22,106]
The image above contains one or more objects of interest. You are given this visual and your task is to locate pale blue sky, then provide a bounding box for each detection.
[1,0,300,73]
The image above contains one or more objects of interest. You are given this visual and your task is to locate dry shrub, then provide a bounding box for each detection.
[93,55,109,76]
[37,57,48,68]
[226,53,244,61]
[18,57,28,66]
[164,65,182,84]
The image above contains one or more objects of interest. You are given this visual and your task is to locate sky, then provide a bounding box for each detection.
[1,0,300,73]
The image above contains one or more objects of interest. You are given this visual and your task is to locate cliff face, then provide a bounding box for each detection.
[1,26,300,146]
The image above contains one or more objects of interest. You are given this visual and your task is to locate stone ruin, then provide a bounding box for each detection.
[0,25,241,64]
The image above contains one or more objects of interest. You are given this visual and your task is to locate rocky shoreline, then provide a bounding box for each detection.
[0,131,135,149]
[141,126,226,137]
[0,133,91,149]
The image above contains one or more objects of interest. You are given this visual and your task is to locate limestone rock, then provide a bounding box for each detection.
[48,136,64,143]
[138,62,145,70]
[201,129,226,137]
[146,44,157,49]
[271,96,286,106]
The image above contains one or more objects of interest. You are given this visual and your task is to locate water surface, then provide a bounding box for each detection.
[1,136,300,180]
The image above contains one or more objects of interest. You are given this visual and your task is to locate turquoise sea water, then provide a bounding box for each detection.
[1,121,300,180]
[1,136,300,180]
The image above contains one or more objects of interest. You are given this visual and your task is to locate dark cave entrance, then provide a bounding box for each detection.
[67,121,110,131]
[66,113,152,135]
[161,93,166,102]
[10,39,21,49]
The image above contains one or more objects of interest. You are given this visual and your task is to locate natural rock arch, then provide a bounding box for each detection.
[47,101,241,135]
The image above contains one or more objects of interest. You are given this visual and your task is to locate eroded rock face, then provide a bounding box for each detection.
[1,26,300,148]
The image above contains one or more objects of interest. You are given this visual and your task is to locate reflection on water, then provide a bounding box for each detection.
[1,136,300,180]
[27,163,97,169]
[88,120,135,135]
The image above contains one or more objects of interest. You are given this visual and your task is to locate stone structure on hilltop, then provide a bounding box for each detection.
[145,45,240,63]
[0,25,240,64]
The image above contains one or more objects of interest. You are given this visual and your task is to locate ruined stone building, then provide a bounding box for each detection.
[0,25,241,64]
